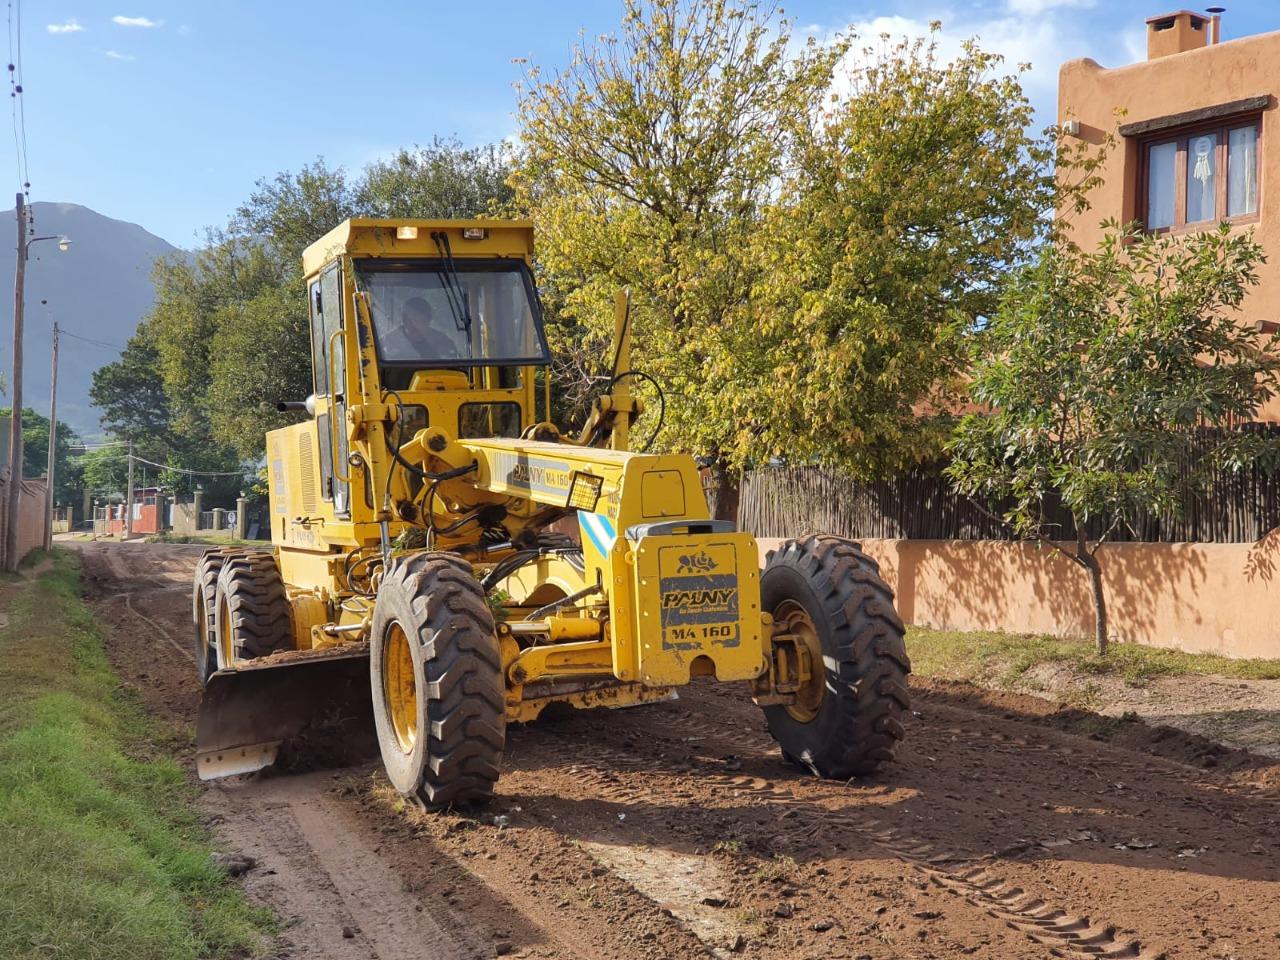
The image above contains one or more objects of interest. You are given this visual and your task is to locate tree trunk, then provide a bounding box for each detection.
[710,459,740,524]
[1075,521,1108,655]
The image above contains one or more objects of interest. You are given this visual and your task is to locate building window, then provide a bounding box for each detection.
[1142,118,1260,231]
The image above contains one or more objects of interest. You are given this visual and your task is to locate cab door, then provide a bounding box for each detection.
[309,263,351,517]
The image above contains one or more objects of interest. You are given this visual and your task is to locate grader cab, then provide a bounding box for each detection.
[193,218,910,807]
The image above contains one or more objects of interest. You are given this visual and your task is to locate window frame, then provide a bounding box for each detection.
[1138,113,1262,234]
[458,402,522,440]
[352,257,552,371]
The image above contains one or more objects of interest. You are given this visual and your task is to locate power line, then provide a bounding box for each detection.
[13,0,24,197]
[128,454,246,478]
[68,451,247,481]
[59,328,127,351]
[5,0,27,200]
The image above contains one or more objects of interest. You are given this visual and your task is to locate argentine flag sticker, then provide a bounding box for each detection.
[580,512,617,555]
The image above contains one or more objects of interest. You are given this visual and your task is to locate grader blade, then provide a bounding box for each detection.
[195,647,373,781]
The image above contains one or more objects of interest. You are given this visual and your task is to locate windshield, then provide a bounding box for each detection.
[357,259,550,367]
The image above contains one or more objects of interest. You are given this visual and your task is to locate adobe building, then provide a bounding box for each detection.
[1058,8,1279,413]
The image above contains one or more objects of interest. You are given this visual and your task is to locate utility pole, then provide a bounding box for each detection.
[124,440,135,540]
[43,321,58,550]
[5,193,26,572]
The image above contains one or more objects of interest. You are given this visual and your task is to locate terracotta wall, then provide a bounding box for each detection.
[6,478,47,564]
[757,535,1280,659]
[1058,27,1280,418]
[103,502,162,536]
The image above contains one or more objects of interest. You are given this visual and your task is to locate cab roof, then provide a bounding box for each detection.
[301,218,535,278]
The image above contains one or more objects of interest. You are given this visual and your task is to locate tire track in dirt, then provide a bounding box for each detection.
[521,688,1229,960]
[77,541,727,960]
[123,593,194,663]
[559,738,1154,958]
[207,773,481,960]
[625,688,1280,959]
[73,541,1280,960]
[499,728,1035,957]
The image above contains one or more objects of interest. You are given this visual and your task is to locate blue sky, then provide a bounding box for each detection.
[18,1,1280,247]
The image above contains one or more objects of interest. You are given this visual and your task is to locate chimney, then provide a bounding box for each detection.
[1146,10,1209,59]
[1207,6,1225,44]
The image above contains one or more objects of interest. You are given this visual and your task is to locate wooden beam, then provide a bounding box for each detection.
[1118,95,1271,138]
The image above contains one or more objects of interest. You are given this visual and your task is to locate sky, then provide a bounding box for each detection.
[15,0,1280,247]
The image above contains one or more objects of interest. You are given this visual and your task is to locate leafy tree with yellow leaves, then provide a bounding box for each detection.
[513,0,845,516]
[515,2,1073,516]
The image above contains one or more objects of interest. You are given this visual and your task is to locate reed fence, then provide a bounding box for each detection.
[740,428,1280,544]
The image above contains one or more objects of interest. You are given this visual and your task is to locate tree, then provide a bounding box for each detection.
[77,446,129,498]
[207,283,309,457]
[514,4,1079,517]
[513,0,845,517]
[750,31,1061,478]
[90,319,246,500]
[947,223,1279,653]
[359,138,515,219]
[132,144,515,462]
[88,322,173,445]
[146,241,287,458]
[0,406,80,502]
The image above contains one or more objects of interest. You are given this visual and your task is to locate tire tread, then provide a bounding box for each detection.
[762,534,910,778]
[375,552,504,808]
[215,551,293,661]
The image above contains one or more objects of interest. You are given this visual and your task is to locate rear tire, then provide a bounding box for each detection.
[760,535,910,778]
[370,552,504,809]
[213,552,293,669]
[193,549,240,686]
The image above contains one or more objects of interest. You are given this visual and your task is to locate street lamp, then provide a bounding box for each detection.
[6,191,71,570]
[30,235,69,252]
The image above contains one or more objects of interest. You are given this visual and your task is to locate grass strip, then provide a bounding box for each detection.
[908,623,1280,688]
[0,549,272,960]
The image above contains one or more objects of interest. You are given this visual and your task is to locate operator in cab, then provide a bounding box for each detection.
[385,296,463,361]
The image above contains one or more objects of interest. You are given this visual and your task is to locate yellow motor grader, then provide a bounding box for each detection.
[193,218,910,807]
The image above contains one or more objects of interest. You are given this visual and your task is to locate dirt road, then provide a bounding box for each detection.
[77,540,1280,960]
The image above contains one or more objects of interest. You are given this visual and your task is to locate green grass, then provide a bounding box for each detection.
[144,532,257,546]
[0,549,273,960]
[908,624,1280,688]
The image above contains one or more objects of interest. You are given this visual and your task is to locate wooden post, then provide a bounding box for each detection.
[43,321,58,550]
[5,193,26,571]
[124,441,134,539]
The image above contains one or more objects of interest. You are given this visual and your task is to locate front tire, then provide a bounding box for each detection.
[370,552,504,809]
[760,535,910,778]
[193,549,241,685]
[212,552,293,670]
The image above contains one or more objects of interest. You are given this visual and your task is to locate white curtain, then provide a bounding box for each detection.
[1147,141,1177,229]
[1229,125,1258,217]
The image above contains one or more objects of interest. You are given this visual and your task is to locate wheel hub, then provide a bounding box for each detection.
[383,621,418,753]
[217,595,235,669]
[774,600,824,723]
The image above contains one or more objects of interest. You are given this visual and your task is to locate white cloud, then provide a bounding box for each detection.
[834,6,1141,125]
[46,20,85,34]
[112,15,161,28]
[104,49,135,60]
[177,24,191,36]
[1005,0,1096,14]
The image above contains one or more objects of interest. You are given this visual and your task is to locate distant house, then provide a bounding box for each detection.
[1058,8,1278,416]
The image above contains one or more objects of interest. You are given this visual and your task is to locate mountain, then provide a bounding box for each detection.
[0,202,181,439]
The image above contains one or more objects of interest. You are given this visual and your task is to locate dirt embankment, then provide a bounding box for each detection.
[78,540,1280,960]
